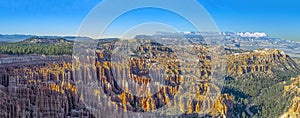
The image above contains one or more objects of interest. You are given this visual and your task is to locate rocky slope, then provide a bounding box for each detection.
[281,76,300,118]
[223,48,300,117]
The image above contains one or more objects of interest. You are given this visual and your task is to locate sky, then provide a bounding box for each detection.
[0,0,299,41]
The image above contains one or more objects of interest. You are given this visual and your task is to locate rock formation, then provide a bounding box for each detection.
[227,49,299,76]
[0,56,93,118]
[1,39,299,117]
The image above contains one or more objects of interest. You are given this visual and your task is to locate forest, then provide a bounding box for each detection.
[0,39,73,55]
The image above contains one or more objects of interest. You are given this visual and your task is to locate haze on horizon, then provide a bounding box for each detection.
[0,0,299,41]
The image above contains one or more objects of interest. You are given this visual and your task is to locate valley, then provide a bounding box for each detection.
[0,36,299,117]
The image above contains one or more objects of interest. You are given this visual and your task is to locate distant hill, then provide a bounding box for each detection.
[0,34,35,42]
[20,37,74,44]
[0,34,87,42]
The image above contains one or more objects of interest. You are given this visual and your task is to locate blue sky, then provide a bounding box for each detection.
[0,0,299,41]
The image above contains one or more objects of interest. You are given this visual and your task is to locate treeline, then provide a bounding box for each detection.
[0,42,73,55]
